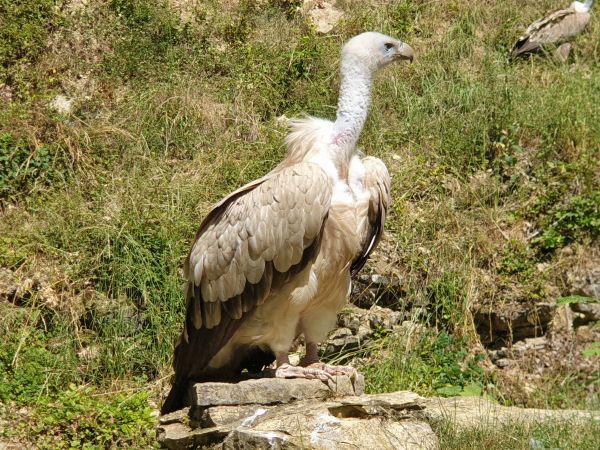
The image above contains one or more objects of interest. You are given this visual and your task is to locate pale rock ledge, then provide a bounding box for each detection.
[157,376,437,449]
[157,376,599,449]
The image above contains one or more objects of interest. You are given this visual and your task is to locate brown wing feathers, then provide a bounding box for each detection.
[161,163,331,414]
[511,8,590,58]
[351,157,391,277]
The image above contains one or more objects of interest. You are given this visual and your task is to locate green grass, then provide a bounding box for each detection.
[360,330,490,398]
[435,419,600,450]
[0,0,599,446]
[0,0,63,98]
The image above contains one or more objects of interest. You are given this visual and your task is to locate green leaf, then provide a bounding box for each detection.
[436,385,462,396]
[460,383,483,397]
[582,342,600,358]
[556,295,598,305]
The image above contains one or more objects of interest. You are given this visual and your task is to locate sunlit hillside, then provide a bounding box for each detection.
[1,0,598,447]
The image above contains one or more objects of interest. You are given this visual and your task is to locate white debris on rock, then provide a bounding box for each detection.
[50,94,74,114]
[240,408,267,427]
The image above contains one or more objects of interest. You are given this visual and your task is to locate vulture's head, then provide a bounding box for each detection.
[341,32,414,74]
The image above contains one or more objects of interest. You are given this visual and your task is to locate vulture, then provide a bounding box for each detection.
[511,0,594,59]
[161,32,414,414]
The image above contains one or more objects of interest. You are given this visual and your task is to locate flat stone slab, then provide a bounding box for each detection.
[220,397,438,450]
[160,380,437,450]
[340,391,422,409]
[156,422,229,449]
[420,396,600,428]
[189,376,361,407]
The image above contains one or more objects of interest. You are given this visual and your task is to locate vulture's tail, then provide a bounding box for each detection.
[161,381,188,415]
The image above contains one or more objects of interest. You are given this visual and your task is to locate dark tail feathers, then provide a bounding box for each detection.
[160,381,188,415]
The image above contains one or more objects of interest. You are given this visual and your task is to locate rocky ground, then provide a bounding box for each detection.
[157,377,599,449]
[313,242,600,409]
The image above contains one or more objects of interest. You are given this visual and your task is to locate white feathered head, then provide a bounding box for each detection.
[341,32,414,73]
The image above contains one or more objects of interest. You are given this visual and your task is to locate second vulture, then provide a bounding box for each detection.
[511,0,594,59]
[161,32,414,414]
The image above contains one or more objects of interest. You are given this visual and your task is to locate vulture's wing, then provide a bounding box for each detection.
[512,8,590,57]
[351,156,391,276]
[161,162,332,414]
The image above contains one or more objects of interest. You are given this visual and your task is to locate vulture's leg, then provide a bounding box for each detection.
[554,42,572,63]
[298,298,359,379]
[300,342,358,380]
[274,352,333,382]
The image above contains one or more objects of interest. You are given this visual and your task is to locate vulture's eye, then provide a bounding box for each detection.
[384,43,394,51]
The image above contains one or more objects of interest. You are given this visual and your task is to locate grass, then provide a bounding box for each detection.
[0,0,599,446]
[435,419,600,450]
[360,330,491,398]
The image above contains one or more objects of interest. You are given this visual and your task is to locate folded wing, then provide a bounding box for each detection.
[162,162,332,413]
[351,156,391,276]
[512,8,590,57]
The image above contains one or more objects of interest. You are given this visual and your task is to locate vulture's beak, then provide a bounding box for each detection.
[397,42,414,62]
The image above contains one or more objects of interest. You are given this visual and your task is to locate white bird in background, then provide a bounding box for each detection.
[162,32,414,414]
[511,0,594,59]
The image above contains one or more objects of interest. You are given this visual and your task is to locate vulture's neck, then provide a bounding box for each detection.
[333,61,374,157]
[574,0,593,11]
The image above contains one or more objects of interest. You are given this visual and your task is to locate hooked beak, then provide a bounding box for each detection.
[397,42,414,62]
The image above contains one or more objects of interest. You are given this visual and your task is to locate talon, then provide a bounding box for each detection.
[306,363,358,380]
[275,363,334,382]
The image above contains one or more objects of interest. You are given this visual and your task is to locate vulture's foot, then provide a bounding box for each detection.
[305,362,358,381]
[274,363,334,382]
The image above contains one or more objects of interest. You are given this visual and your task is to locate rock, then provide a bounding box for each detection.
[474,302,554,345]
[158,378,600,449]
[0,267,67,312]
[223,411,436,450]
[489,336,548,368]
[195,405,269,428]
[0,83,12,103]
[322,333,360,358]
[420,396,600,429]
[156,422,229,449]
[328,327,353,340]
[351,273,405,309]
[159,408,189,425]
[575,325,595,342]
[189,376,360,408]
[552,304,574,332]
[369,306,402,330]
[159,378,437,450]
[566,249,600,299]
[495,358,511,368]
[223,429,292,449]
[302,1,344,34]
[571,302,600,326]
[321,305,406,360]
[514,336,546,354]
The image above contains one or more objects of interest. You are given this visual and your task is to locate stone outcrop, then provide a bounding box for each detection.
[421,396,600,428]
[302,1,344,34]
[157,377,438,449]
[157,377,600,449]
[320,305,407,360]
[473,302,555,345]
[350,273,405,309]
[571,301,600,326]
